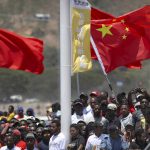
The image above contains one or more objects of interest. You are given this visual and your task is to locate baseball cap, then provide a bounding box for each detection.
[107,103,117,110]
[79,92,88,99]
[136,94,145,101]
[17,106,24,112]
[73,99,83,106]
[90,90,101,97]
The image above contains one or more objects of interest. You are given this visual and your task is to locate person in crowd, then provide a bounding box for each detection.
[105,103,121,131]
[51,103,61,119]
[38,127,51,150]
[79,93,91,115]
[0,134,21,150]
[85,102,108,132]
[119,103,134,133]
[67,124,85,150]
[100,125,129,150]
[77,121,87,139]
[85,122,108,150]
[36,127,43,143]
[86,122,95,139]
[49,120,66,150]
[7,105,15,122]
[15,107,27,120]
[25,133,38,150]
[26,108,35,117]
[71,99,86,124]
[131,128,148,150]
[13,129,26,150]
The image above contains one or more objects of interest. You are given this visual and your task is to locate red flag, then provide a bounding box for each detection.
[0,29,44,74]
[91,6,150,73]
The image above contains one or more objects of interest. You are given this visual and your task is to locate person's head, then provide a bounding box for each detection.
[86,122,95,137]
[70,124,80,139]
[79,93,88,107]
[17,106,24,116]
[108,125,119,139]
[36,127,43,141]
[51,120,60,135]
[25,133,36,150]
[99,91,108,101]
[140,98,149,109]
[89,97,97,109]
[77,121,86,137]
[94,122,103,137]
[42,127,51,142]
[135,129,147,142]
[26,108,34,116]
[12,129,21,144]
[117,92,127,105]
[8,105,14,113]
[106,103,117,120]
[20,119,27,127]
[90,90,101,98]
[120,104,129,117]
[93,103,101,117]
[5,134,15,149]
[73,99,83,116]
[51,102,60,113]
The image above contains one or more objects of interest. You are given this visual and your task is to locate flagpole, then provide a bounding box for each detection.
[60,0,71,145]
[76,73,80,96]
[90,36,117,102]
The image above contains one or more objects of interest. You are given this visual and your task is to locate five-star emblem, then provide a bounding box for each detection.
[125,27,129,32]
[97,24,113,38]
[122,34,127,40]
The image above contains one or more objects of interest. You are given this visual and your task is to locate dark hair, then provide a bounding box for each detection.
[70,124,79,130]
[51,119,60,127]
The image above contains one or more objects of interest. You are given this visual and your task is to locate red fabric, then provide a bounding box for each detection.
[16,140,26,150]
[91,6,150,73]
[0,29,44,74]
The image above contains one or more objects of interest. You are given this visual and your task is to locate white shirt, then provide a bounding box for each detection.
[0,146,21,150]
[119,113,133,133]
[71,113,87,124]
[85,134,108,150]
[49,132,66,150]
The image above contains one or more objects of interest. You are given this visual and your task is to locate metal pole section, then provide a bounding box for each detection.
[76,73,80,96]
[60,0,71,145]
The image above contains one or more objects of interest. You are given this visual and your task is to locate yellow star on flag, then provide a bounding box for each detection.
[125,27,129,32]
[122,34,127,40]
[97,24,113,38]
[121,19,125,23]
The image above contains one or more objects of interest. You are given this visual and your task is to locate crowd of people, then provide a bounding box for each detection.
[0,87,150,150]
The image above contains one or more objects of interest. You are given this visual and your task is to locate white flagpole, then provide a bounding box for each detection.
[60,0,71,145]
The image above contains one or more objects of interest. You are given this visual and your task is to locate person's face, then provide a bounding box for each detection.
[140,99,148,109]
[36,128,43,138]
[93,104,101,116]
[6,136,15,149]
[70,127,79,138]
[90,97,96,109]
[120,105,129,116]
[26,138,35,149]
[94,126,103,136]
[8,106,13,113]
[51,123,59,134]
[43,130,51,141]
[29,126,36,134]
[74,104,83,115]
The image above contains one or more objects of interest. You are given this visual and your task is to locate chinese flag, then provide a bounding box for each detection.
[0,29,44,74]
[91,6,150,73]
